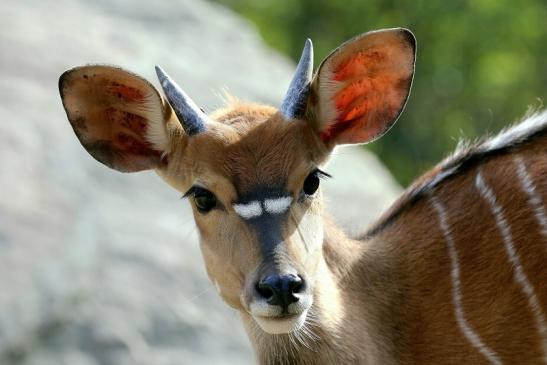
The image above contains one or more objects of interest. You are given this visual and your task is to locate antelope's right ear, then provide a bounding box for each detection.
[59,65,177,172]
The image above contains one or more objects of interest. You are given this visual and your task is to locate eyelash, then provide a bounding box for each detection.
[182,186,206,199]
[314,168,332,180]
[181,169,331,200]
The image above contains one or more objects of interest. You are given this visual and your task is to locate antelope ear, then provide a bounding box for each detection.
[59,65,175,172]
[309,28,416,146]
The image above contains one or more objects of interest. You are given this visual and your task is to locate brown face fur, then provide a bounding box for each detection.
[157,103,331,317]
[61,29,547,364]
[60,27,416,353]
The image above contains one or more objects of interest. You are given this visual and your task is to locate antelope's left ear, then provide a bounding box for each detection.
[309,28,416,146]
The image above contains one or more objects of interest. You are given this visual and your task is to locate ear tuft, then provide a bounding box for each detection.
[310,28,416,146]
[59,65,170,172]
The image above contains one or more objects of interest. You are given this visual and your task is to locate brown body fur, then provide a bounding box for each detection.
[59,29,546,363]
[279,131,547,365]
[247,130,547,364]
[390,134,547,364]
[173,104,547,364]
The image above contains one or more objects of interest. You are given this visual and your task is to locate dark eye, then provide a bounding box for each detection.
[193,187,217,213]
[303,172,320,196]
[302,169,331,197]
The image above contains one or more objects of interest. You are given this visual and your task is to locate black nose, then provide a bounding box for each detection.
[256,274,304,311]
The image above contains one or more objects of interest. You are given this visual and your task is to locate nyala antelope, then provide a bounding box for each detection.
[59,28,547,364]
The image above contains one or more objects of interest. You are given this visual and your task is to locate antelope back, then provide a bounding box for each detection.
[366,111,547,364]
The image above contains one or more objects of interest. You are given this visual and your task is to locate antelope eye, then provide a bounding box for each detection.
[193,188,217,213]
[303,172,321,196]
[302,169,331,197]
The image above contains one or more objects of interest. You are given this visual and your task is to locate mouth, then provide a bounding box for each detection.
[253,309,309,334]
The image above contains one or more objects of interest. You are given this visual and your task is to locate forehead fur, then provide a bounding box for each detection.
[182,101,328,194]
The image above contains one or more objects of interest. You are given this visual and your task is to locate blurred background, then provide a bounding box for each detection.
[0,0,544,364]
[217,0,547,184]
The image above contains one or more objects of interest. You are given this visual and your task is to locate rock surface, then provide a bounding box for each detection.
[0,0,401,364]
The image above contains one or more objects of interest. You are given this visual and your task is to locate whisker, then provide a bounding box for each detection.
[183,285,214,303]
[290,209,311,253]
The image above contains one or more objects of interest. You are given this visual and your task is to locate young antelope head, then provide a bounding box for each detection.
[59,28,415,335]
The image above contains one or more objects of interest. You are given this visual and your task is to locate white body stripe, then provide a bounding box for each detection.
[264,196,293,214]
[476,172,547,363]
[514,156,547,237]
[233,201,263,219]
[431,196,503,365]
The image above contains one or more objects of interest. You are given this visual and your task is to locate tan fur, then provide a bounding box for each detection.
[62,84,547,364]
[372,133,547,364]
[157,104,333,314]
[155,99,547,363]
[60,31,546,364]
[62,86,547,362]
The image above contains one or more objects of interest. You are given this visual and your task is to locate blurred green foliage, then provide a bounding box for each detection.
[213,0,547,185]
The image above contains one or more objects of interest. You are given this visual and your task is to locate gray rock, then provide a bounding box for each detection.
[0,0,401,364]
[323,146,402,236]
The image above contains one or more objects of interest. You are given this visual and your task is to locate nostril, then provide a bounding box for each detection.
[289,275,304,294]
[256,281,275,301]
[255,274,306,309]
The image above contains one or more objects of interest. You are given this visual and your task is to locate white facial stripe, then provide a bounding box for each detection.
[264,196,293,214]
[233,196,293,219]
[233,201,262,219]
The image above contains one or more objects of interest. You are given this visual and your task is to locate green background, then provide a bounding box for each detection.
[214,0,547,185]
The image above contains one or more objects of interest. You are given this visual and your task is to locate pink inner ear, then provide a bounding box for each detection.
[117,132,163,158]
[332,50,386,81]
[107,82,145,102]
[102,107,161,158]
[313,29,415,145]
[320,73,406,143]
[104,107,147,132]
[319,43,413,144]
[61,65,168,172]
[335,74,405,122]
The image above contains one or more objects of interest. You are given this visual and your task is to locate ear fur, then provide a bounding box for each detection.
[59,65,173,172]
[309,28,416,146]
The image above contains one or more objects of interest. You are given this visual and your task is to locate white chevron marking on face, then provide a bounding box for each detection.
[233,196,293,220]
[233,201,263,219]
[264,196,293,214]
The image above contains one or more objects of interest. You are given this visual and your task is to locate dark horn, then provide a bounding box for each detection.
[280,39,314,119]
[155,65,208,136]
